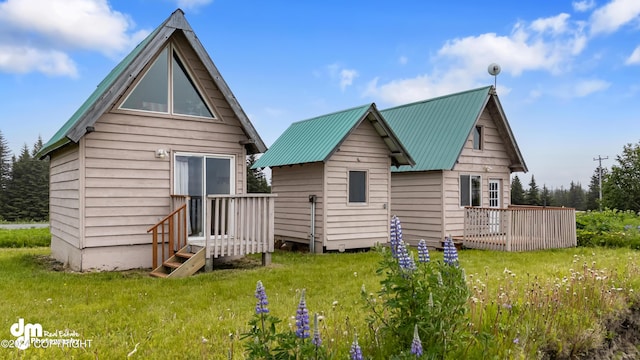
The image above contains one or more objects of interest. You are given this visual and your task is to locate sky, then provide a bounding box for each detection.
[1,0,640,189]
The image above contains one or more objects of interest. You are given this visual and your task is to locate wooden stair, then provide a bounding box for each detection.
[150,245,205,278]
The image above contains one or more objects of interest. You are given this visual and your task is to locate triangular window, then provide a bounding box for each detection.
[120,45,215,119]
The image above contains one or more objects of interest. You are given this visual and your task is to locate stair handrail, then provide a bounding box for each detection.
[147,204,188,269]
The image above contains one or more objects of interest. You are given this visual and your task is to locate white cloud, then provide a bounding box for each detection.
[325,63,359,90]
[0,0,148,76]
[573,79,611,96]
[531,13,571,35]
[572,0,596,12]
[176,0,214,10]
[339,69,358,91]
[0,45,77,76]
[625,45,640,64]
[590,0,640,35]
[364,14,589,105]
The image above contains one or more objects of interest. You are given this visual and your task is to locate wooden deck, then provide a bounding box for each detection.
[463,205,576,251]
[149,194,276,274]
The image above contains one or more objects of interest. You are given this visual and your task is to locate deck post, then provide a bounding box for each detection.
[262,252,271,266]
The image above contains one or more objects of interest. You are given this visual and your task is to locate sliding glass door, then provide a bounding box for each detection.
[174,153,234,238]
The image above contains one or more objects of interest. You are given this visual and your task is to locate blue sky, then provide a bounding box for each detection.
[1,0,639,189]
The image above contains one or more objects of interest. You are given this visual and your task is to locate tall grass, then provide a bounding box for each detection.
[0,228,50,248]
[0,247,638,359]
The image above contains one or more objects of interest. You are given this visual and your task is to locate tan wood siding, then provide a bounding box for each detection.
[271,163,324,249]
[49,144,80,248]
[391,171,444,247]
[82,103,246,248]
[444,108,512,237]
[324,119,391,249]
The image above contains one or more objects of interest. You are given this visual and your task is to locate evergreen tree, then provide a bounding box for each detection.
[525,175,540,206]
[586,166,608,211]
[3,140,49,221]
[247,154,270,193]
[603,141,640,211]
[552,187,568,207]
[567,181,586,210]
[0,130,11,220]
[540,185,552,207]
[510,175,526,205]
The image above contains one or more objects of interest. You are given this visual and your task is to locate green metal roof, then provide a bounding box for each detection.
[252,104,414,168]
[381,86,492,172]
[38,9,267,159]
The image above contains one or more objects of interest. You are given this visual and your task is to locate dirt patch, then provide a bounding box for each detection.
[31,254,68,272]
[585,301,640,360]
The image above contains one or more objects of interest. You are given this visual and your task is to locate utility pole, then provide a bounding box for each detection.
[593,155,608,210]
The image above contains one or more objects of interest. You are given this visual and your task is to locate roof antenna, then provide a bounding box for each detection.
[487,63,501,89]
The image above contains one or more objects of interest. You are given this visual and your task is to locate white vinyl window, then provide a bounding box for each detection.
[120,45,215,119]
[460,175,481,207]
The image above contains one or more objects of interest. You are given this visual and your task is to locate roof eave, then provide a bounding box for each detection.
[488,92,529,173]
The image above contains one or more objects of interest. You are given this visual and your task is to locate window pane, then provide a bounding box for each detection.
[122,48,168,112]
[460,175,470,206]
[471,176,481,206]
[473,126,482,150]
[206,158,231,195]
[349,171,366,203]
[173,52,214,118]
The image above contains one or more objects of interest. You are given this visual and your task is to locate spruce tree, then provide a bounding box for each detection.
[525,175,540,206]
[510,175,526,205]
[246,154,270,193]
[603,141,640,211]
[567,181,586,210]
[541,185,552,207]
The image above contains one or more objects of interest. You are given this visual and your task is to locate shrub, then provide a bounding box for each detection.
[576,209,640,248]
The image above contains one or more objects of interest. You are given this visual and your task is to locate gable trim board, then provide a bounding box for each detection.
[38,9,265,160]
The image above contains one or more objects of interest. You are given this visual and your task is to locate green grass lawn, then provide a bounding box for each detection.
[0,247,638,359]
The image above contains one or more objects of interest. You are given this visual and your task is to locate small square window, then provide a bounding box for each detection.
[349,171,367,203]
[473,126,482,150]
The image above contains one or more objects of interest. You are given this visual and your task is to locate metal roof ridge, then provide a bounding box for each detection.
[381,85,492,112]
[290,103,373,125]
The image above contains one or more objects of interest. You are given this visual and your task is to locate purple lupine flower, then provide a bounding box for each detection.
[443,236,459,266]
[350,335,363,360]
[390,215,399,257]
[411,324,423,356]
[311,312,322,346]
[396,240,416,271]
[295,289,310,339]
[254,280,269,314]
[417,239,430,263]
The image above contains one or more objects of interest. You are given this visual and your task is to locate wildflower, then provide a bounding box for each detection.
[396,240,416,271]
[411,324,423,356]
[513,338,520,344]
[390,215,399,256]
[350,335,363,360]
[428,292,434,307]
[311,313,322,346]
[443,236,459,266]
[295,289,310,339]
[417,239,430,263]
[254,281,269,314]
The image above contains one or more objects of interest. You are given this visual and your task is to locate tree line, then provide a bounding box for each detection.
[512,140,640,212]
[0,130,50,222]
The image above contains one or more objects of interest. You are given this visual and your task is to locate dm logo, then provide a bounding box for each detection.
[10,318,43,350]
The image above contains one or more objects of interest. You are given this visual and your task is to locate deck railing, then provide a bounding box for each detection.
[147,204,188,268]
[463,205,576,251]
[204,194,276,259]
